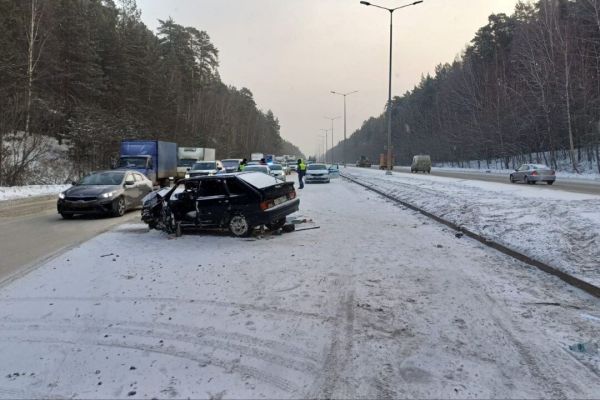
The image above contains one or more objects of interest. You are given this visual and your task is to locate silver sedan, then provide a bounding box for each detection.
[510,164,556,185]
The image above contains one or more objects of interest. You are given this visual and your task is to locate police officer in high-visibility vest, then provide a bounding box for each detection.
[238,158,247,172]
[297,159,306,189]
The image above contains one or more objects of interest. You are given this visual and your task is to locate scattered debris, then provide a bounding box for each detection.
[581,313,600,323]
[127,390,137,396]
[568,342,599,354]
[293,226,321,233]
[100,253,114,258]
[455,232,464,238]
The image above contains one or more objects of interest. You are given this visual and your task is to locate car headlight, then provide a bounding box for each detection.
[185,173,190,179]
[100,191,115,198]
[58,192,65,199]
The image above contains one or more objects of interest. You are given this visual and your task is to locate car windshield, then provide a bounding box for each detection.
[118,157,147,168]
[308,164,327,170]
[531,164,550,169]
[244,165,269,173]
[239,172,279,188]
[222,160,240,168]
[192,162,216,170]
[269,164,282,170]
[78,171,124,186]
[178,158,197,167]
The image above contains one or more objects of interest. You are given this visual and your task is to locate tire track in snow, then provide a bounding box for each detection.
[314,279,356,399]
[0,335,303,396]
[0,319,320,375]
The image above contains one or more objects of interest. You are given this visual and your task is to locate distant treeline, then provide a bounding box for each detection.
[0,0,302,185]
[331,0,600,173]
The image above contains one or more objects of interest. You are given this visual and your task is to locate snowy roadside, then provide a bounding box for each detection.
[0,185,71,202]
[0,179,599,398]
[344,167,600,288]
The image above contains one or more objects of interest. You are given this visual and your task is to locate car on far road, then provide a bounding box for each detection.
[411,155,432,173]
[305,163,330,183]
[281,163,291,175]
[269,164,286,181]
[186,160,223,178]
[57,170,152,219]
[289,163,298,172]
[328,164,340,178]
[244,164,271,175]
[221,158,242,173]
[510,163,556,185]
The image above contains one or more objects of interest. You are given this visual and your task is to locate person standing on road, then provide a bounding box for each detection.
[297,159,306,189]
[260,158,267,165]
[238,158,247,171]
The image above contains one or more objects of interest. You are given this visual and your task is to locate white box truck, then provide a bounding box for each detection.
[177,147,204,178]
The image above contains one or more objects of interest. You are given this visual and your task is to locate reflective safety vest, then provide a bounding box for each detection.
[239,163,245,171]
[298,161,306,171]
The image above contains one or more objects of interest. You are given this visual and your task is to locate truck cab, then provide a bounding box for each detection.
[118,155,155,183]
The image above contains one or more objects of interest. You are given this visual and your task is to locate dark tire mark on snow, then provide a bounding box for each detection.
[0,296,334,323]
[315,285,355,399]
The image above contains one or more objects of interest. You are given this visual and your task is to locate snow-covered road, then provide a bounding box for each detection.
[0,178,599,398]
[344,167,600,289]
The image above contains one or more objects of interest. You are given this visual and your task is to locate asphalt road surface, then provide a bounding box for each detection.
[388,166,600,195]
[0,195,138,284]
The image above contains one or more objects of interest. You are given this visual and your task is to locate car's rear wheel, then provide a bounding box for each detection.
[229,214,251,237]
[60,213,74,220]
[266,218,286,231]
[111,196,126,217]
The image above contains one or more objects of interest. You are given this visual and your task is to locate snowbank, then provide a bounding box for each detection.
[0,184,71,202]
[344,167,600,288]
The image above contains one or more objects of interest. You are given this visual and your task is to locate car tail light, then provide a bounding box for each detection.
[288,191,296,199]
[531,171,538,176]
[260,200,275,210]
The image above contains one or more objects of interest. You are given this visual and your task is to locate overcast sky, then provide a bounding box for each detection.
[137,0,520,156]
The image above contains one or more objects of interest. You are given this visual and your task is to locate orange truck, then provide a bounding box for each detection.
[379,153,395,170]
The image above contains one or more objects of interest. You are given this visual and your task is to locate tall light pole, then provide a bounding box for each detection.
[317,134,325,162]
[320,129,330,163]
[331,90,358,167]
[324,116,340,164]
[360,0,423,175]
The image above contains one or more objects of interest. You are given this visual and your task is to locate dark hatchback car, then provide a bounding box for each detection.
[57,170,153,219]
[141,172,299,237]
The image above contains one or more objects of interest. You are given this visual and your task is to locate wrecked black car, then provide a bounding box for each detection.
[141,172,299,237]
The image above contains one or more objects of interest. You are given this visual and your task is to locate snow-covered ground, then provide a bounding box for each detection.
[0,179,599,398]
[344,167,600,288]
[0,185,71,202]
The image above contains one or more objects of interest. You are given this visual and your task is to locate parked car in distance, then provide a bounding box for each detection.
[328,164,340,178]
[186,160,223,178]
[141,172,300,237]
[305,163,330,183]
[269,164,286,181]
[510,164,556,185]
[244,164,271,175]
[281,163,291,175]
[221,158,242,173]
[57,170,152,219]
[411,155,432,173]
[289,163,298,172]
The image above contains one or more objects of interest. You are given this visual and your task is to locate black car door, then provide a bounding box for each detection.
[195,179,230,226]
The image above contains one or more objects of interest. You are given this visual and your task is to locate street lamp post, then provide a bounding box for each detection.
[317,134,326,162]
[319,129,329,162]
[324,116,340,164]
[360,0,423,175]
[331,90,358,167]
